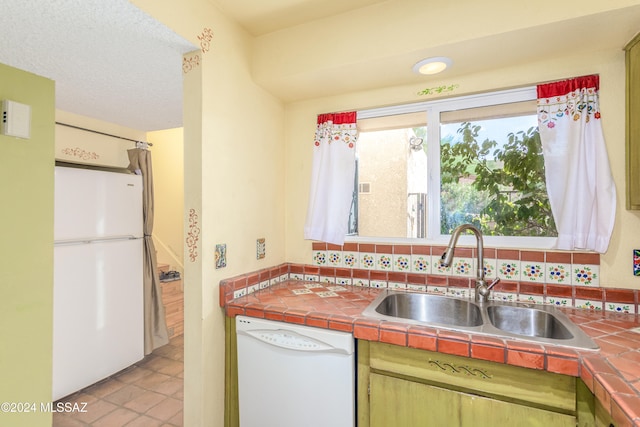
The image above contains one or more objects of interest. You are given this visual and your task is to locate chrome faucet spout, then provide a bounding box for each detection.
[442,224,493,303]
[440,224,484,281]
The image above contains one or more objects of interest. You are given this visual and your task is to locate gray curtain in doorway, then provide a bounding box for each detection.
[127,148,169,355]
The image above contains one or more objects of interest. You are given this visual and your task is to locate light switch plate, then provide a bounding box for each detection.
[1,99,31,139]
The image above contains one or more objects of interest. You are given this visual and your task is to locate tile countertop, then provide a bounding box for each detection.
[224,280,640,426]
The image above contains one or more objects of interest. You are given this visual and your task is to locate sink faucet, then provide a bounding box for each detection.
[440,224,500,303]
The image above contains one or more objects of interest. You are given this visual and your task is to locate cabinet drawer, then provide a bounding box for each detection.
[369,342,576,414]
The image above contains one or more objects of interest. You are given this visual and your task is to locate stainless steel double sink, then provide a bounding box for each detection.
[362,290,598,349]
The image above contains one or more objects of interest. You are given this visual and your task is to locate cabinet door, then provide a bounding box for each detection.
[370,373,576,427]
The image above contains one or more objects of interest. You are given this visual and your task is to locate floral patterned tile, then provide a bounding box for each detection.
[388,282,407,290]
[359,252,376,270]
[370,281,387,289]
[497,259,520,281]
[292,288,313,295]
[393,254,411,272]
[575,298,603,311]
[520,262,545,283]
[312,250,327,266]
[376,253,393,271]
[316,291,339,298]
[407,284,426,292]
[233,288,247,299]
[518,294,545,305]
[572,264,599,286]
[290,273,304,280]
[447,287,469,298]
[326,250,342,267]
[353,278,370,287]
[545,263,572,285]
[411,255,430,274]
[326,285,348,292]
[304,274,319,281]
[304,283,323,289]
[343,251,359,269]
[430,255,451,275]
[320,276,336,284]
[489,291,516,302]
[605,302,635,314]
[452,257,474,277]
[336,277,352,285]
[546,297,572,308]
[483,258,497,279]
[248,283,260,294]
[427,285,446,295]
[279,274,289,282]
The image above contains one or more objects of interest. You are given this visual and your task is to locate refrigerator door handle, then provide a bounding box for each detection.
[54,235,140,246]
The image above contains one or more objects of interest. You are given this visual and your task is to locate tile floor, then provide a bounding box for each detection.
[52,335,183,427]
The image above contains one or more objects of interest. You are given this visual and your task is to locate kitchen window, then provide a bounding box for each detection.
[350,87,557,248]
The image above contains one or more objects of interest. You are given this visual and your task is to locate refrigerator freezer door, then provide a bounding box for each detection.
[54,166,143,241]
[52,238,144,401]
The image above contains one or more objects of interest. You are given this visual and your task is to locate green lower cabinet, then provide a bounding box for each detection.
[370,373,575,427]
[360,341,597,427]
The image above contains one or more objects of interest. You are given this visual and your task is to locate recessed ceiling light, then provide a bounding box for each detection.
[413,57,452,75]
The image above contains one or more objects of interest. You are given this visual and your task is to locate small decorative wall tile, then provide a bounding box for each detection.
[490,292,516,302]
[452,257,474,277]
[292,288,313,295]
[336,277,352,285]
[304,274,319,281]
[447,287,469,298]
[316,291,339,298]
[411,255,430,274]
[634,249,640,276]
[359,252,376,270]
[430,255,451,275]
[545,263,571,285]
[393,254,411,272]
[320,276,336,284]
[573,265,599,286]
[326,250,342,267]
[312,250,327,266]
[376,253,393,271]
[520,262,545,283]
[483,258,497,279]
[518,294,545,305]
[547,297,572,307]
[575,299,602,311]
[290,273,304,280]
[279,274,289,282]
[370,281,387,288]
[326,285,348,292]
[343,251,359,269]
[233,288,246,299]
[408,284,427,292]
[497,260,520,281]
[605,302,635,314]
[388,282,407,290]
[427,285,446,295]
[247,283,260,294]
[264,280,274,289]
[353,278,370,287]
[215,244,227,269]
[256,238,266,260]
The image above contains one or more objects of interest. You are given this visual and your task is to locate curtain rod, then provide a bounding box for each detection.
[55,122,153,146]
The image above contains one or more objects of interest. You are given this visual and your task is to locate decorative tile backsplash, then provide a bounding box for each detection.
[219,244,638,315]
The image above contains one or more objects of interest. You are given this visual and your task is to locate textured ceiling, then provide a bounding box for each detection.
[0,0,196,131]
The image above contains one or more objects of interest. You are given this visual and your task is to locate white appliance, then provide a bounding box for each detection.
[52,166,144,401]
[236,316,355,427]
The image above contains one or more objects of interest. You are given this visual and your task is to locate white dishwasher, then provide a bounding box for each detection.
[236,315,355,427]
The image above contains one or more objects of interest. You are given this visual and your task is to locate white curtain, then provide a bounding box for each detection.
[537,75,616,253]
[304,112,358,245]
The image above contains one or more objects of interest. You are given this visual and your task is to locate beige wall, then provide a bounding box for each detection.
[0,63,55,426]
[285,48,640,290]
[148,128,185,272]
[132,1,287,425]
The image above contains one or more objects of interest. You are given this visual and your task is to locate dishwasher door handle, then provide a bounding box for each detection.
[238,328,353,355]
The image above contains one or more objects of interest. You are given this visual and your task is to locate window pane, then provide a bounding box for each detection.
[439,103,557,237]
[355,113,428,238]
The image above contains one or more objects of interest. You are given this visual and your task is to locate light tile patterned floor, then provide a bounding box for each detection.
[53,335,183,427]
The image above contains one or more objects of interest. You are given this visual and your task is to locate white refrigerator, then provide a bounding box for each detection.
[53,166,144,401]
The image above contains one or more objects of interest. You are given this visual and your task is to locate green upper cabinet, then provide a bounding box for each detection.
[626,32,640,209]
